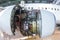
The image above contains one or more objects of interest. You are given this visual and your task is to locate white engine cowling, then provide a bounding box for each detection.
[0,5,56,38]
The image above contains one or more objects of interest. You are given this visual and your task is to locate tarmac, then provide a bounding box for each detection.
[0,26,60,40]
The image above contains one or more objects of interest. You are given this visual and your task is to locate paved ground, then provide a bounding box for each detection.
[0,27,60,40]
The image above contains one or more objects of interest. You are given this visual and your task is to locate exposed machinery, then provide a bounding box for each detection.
[0,1,56,38]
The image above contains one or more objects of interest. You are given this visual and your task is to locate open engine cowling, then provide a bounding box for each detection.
[0,4,56,38]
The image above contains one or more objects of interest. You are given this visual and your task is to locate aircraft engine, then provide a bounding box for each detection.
[0,4,56,38]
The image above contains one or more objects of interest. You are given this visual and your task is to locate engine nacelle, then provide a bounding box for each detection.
[0,4,56,38]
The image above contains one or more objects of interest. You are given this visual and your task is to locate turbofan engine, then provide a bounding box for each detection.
[0,4,56,38]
